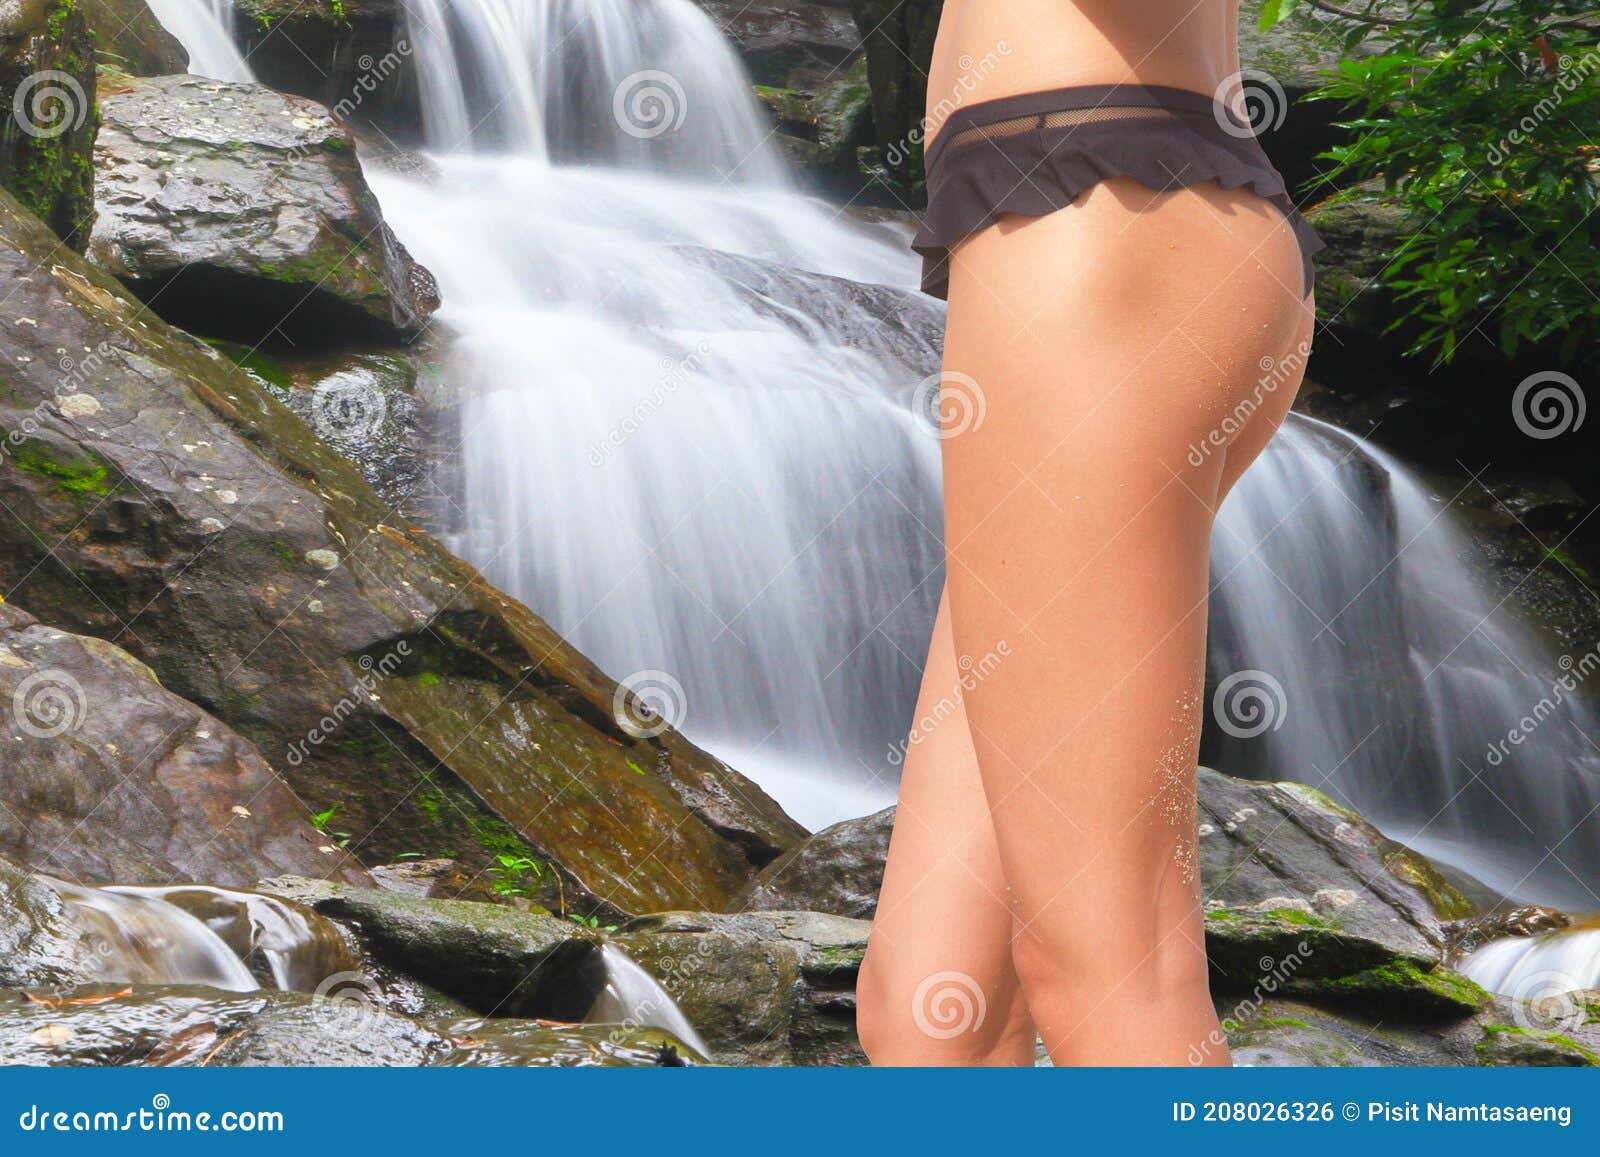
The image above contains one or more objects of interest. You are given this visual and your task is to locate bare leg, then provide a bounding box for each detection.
[939,178,1313,1065]
[857,590,1036,1065]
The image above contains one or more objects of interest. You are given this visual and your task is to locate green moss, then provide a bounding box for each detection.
[414,671,441,688]
[1324,960,1490,1011]
[1254,1016,1312,1029]
[1259,907,1334,928]
[205,339,291,391]
[7,442,111,496]
[1478,1024,1600,1065]
[270,540,297,564]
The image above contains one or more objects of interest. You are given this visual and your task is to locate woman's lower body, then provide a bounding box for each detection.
[858,113,1317,1065]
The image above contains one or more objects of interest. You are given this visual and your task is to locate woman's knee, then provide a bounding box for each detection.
[856,943,1033,1065]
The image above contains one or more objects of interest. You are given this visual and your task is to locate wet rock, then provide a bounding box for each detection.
[431,1017,704,1067]
[1475,1023,1600,1067]
[846,0,939,190]
[256,877,604,1019]
[89,75,438,345]
[0,604,369,888]
[740,806,891,918]
[0,986,281,1066]
[207,997,452,1066]
[673,243,943,381]
[233,0,418,136]
[0,187,804,915]
[1448,905,1574,958]
[0,0,97,248]
[0,856,105,991]
[81,0,187,75]
[698,1,860,89]
[367,857,507,904]
[615,909,869,1065]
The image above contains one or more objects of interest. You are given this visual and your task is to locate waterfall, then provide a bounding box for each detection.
[362,0,942,829]
[1458,921,1600,1003]
[145,0,254,83]
[587,943,711,1058]
[1208,416,1600,910]
[143,1,1600,900]
[48,879,260,991]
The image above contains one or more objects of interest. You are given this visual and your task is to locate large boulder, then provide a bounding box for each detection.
[740,806,890,919]
[80,0,186,74]
[615,909,869,1065]
[697,1,859,89]
[89,75,438,345]
[0,603,370,887]
[0,855,105,990]
[257,876,604,1019]
[0,185,805,916]
[0,0,97,248]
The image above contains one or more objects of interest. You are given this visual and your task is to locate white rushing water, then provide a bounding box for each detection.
[1459,921,1600,1004]
[149,1,1600,908]
[587,943,712,1058]
[365,0,942,829]
[1210,416,1600,910]
[145,0,255,82]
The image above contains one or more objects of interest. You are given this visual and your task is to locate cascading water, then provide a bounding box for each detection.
[146,0,1600,907]
[1458,919,1600,1001]
[1208,415,1600,911]
[364,0,943,828]
[586,943,711,1058]
[145,0,254,83]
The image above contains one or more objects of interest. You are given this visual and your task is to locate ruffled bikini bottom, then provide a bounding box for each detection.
[913,83,1325,299]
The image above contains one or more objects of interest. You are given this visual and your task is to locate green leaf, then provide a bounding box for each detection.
[1258,0,1300,31]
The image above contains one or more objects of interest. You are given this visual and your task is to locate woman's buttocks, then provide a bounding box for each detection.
[927,0,1241,135]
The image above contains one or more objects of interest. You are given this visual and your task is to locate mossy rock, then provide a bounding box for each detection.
[0,0,98,249]
[1476,1024,1600,1067]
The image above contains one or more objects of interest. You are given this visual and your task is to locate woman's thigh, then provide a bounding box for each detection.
[935,178,1311,1053]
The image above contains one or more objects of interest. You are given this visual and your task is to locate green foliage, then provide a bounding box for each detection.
[487,852,544,897]
[568,913,619,933]
[1297,1,1600,366]
[309,805,354,848]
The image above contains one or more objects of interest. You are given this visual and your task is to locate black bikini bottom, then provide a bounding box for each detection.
[913,83,1325,299]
